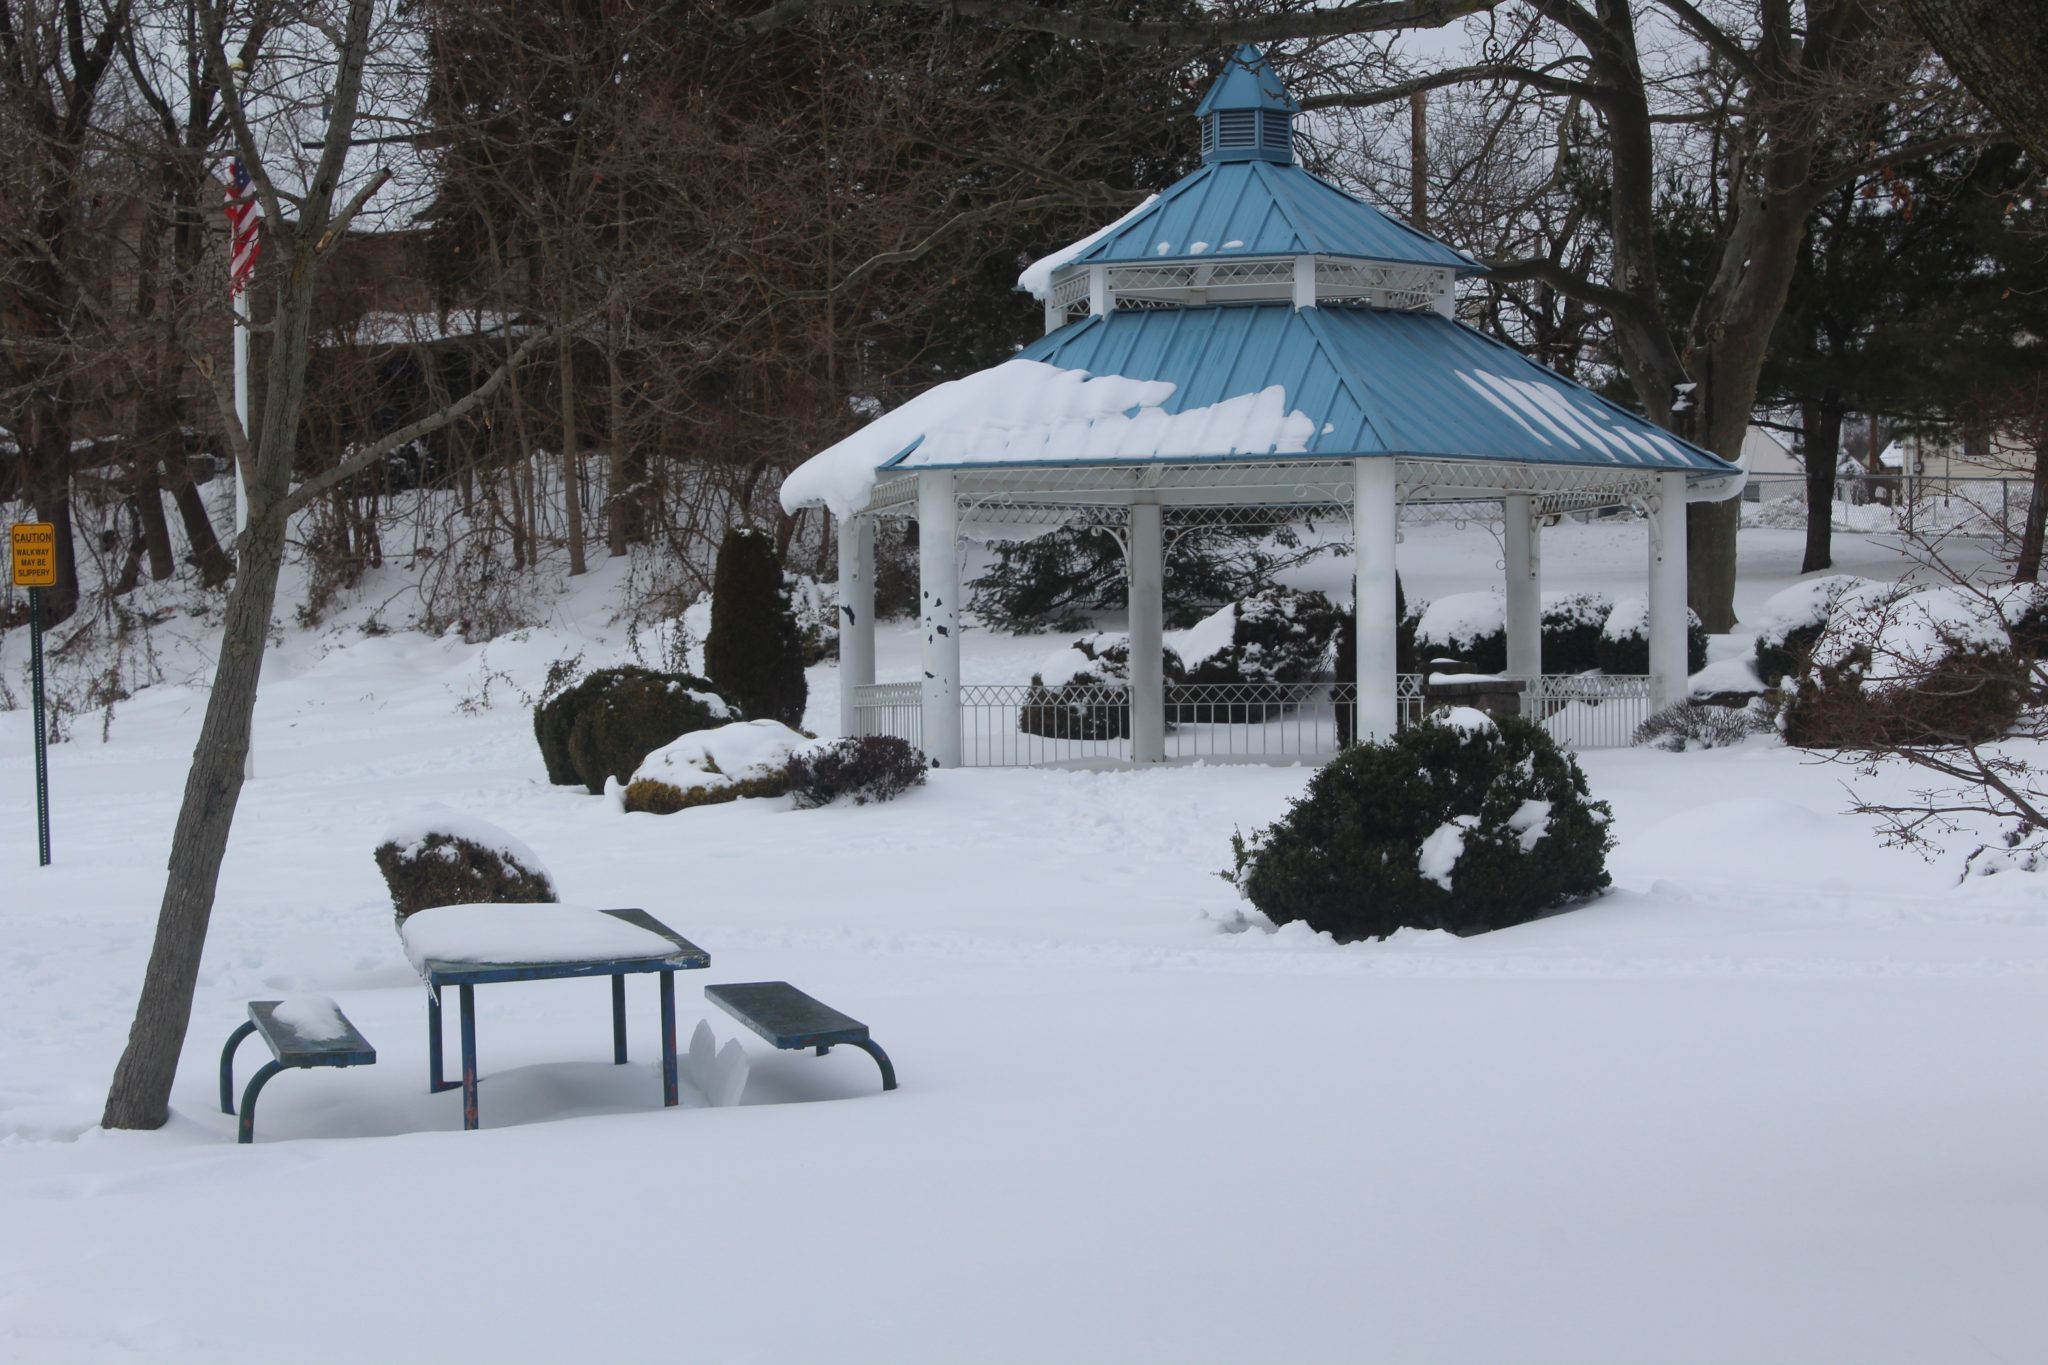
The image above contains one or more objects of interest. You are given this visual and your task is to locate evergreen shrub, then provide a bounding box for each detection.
[786,736,929,807]
[1752,575,1872,686]
[1596,596,1709,675]
[1415,591,1508,673]
[1332,577,1422,748]
[374,831,557,921]
[534,665,734,795]
[1542,591,1614,674]
[1227,712,1612,939]
[705,527,808,727]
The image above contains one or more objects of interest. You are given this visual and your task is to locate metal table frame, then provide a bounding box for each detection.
[412,907,710,1130]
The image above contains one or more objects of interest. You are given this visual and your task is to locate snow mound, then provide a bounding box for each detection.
[1016,194,1159,300]
[632,720,813,792]
[1416,591,1505,655]
[1752,575,1873,650]
[269,996,350,1043]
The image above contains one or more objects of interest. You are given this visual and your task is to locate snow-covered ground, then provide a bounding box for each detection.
[3,513,2046,1363]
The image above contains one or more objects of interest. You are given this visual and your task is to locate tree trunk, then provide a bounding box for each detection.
[100,514,287,1127]
[1902,0,2048,166]
[135,466,176,582]
[558,332,586,576]
[165,453,234,588]
[1802,402,1843,573]
[2017,442,2048,581]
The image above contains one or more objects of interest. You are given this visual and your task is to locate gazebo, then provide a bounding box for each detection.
[782,46,1742,768]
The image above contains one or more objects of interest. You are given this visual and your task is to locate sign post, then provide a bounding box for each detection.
[9,522,54,866]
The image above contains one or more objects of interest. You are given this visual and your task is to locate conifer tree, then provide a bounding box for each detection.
[705,527,808,727]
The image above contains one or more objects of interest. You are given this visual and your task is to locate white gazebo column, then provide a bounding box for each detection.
[1648,471,1690,712]
[1354,459,1400,742]
[1128,502,1165,763]
[836,513,876,741]
[1503,493,1542,680]
[918,472,963,767]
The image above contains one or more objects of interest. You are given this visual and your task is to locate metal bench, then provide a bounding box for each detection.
[705,982,896,1092]
[219,999,377,1143]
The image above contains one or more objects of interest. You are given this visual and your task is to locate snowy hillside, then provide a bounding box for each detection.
[2,512,2046,1363]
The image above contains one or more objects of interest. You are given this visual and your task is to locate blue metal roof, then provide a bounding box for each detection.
[1055,159,1482,276]
[1195,45,1299,117]
[893,304,1735,478]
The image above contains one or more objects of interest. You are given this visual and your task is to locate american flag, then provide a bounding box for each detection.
[223,158,262,297]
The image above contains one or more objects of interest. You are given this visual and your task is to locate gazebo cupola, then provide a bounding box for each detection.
[1029,46,1482,331]
[1196,43,1299,163]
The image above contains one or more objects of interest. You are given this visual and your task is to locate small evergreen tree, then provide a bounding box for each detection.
[705,527,808,727]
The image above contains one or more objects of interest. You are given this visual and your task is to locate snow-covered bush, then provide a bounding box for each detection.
[1597,596,1708,676]
[1170,586,1342,724]
[1017,635,1178,741]
[623,719,809,813]
[1226,711,1612,939]
[1414,591,1507,672]
[1541,591,1613,674]
[1781,582,2026,748]
[705,527,807,728]
[786,736,927,807]
[1632,702,1768,752]
[373,809,556,920]
[785,573,840,665]
[534,665,735,795]
[1751,575,1873,686]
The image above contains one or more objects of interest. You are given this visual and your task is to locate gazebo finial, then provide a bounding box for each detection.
[1194,44,1299,165]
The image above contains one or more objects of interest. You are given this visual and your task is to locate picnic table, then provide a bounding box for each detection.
[399,903,710,1131]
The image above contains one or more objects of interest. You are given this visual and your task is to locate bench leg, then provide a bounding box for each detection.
[612,973,628,1064]
[847,1038,897,1092]
[220,1020,257,1115]
[428,991,459,1094]
[237,1060,288,1143]
[460,983,479,1131]
[659,970,678,1107]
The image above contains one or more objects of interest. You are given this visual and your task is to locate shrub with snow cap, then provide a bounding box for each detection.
[623,719,809,813]
[705,526,808,728]
[1751,575,1873,686]
[1597,595,1708,676]
[1227,712,1612,940]
[1541,591,1614,674]
[1781,582,2026,748]
[534,665,736,795]
[373,807,556,921]
[1415,591,1507,673]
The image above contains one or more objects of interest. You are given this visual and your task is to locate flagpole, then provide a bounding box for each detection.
[233,283,250,539]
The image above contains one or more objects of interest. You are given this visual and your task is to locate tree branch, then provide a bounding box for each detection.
[274,319,569,520]
[1645,0,1767,88]
[740,0,1504,46]
[1484,256,1659,327]
[1298,61,1606,110]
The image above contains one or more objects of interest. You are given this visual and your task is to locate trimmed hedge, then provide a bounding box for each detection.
[1228,712,1612,939]
[534,666,735,795]
[373,832,557,921]
[1597,596,1709,676]
[787,736,928,807]
[1541,591,1613,674]
[622,772,790,814]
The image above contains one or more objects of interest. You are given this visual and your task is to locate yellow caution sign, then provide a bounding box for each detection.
[10,522,57,589]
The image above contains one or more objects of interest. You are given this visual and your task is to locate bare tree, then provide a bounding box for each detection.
[101,0,557,1130]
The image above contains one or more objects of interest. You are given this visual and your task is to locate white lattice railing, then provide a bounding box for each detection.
[858,672,1646,768]
[852,683,922,749]
[1521,674,1655,749]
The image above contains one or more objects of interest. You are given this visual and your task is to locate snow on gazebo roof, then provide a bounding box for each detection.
[780,45,1742,521]
[781,304,1740,518]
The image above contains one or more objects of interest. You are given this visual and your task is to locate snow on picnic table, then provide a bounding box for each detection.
[2,516,2047,1364]
[398,903,681,969]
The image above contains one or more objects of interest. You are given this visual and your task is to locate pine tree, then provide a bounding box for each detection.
[705,528,808,727]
